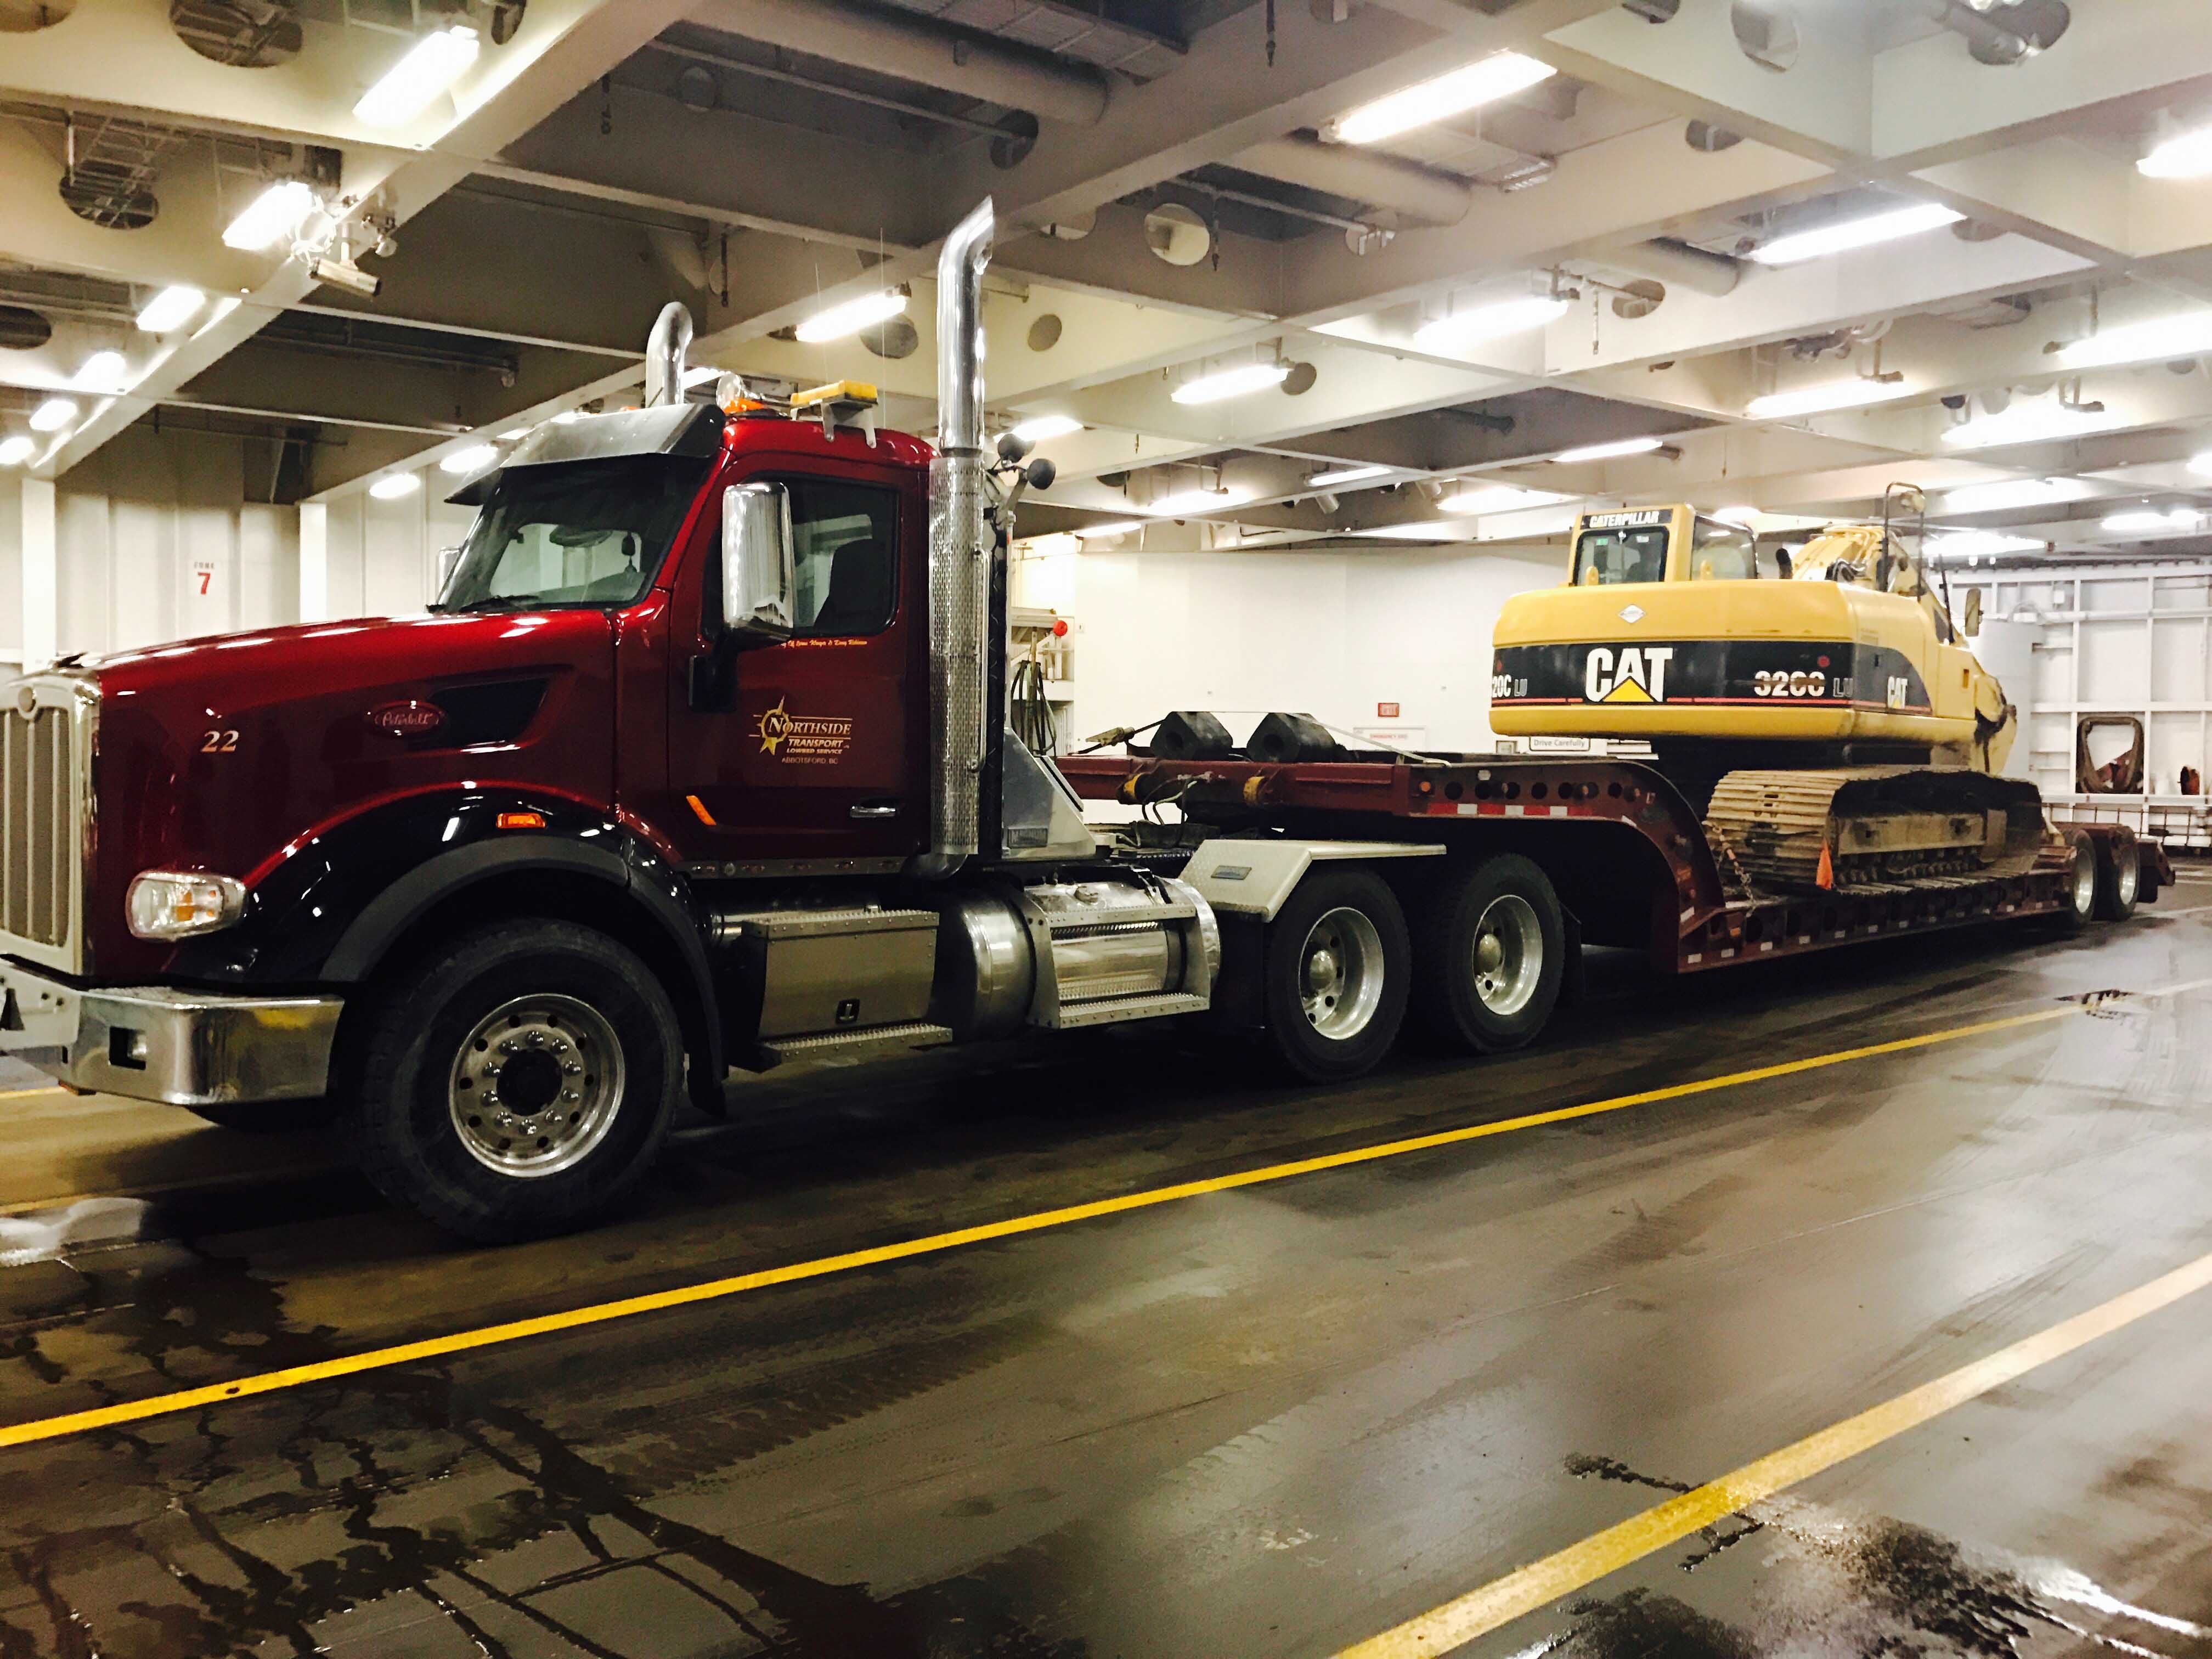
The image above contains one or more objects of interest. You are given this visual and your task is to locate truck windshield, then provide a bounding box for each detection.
[1574,526,1670,585]
[436,454,710,612]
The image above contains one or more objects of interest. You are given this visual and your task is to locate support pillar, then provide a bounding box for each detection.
[21,477,56,670]
[299,500,328,624]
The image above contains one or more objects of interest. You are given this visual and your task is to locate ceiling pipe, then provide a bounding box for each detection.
[1232,136,1472,227]
[1600,238,1743,297]
[1912,0,2048,65]
[686,0,1109,125]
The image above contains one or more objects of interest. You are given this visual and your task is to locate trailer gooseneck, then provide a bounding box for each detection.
[0,199,2168,1241]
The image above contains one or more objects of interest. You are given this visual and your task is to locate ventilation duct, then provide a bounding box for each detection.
[686,0,1109,125]
[1233,136,1471,226]
[1598,238,1743,297]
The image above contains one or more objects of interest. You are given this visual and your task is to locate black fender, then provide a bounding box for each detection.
[170,791,724,1101]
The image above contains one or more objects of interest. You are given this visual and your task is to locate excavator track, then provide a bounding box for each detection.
[1703,766,2045,895]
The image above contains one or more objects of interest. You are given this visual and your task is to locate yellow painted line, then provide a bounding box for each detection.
[1339,1246,2212,1658]
[4,981,2206,1453]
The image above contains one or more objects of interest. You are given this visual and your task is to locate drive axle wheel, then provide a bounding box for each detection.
[2052,827,2098,934]
[349,920,682,1243]
[1413,854,1567,1054]
[1261,868,1409,1082]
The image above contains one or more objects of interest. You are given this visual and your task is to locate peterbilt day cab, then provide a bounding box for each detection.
[0,200,2157,1242]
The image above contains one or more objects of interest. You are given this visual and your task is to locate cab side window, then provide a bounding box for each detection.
[787,479,898,638]
[1690,517,1757,581]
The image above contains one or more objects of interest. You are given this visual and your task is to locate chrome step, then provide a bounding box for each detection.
[1047,991,1209,1031]
[753,1022,955,1070]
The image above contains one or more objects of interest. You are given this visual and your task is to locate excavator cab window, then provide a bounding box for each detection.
[1574,525,1671,586]
[1689,516,1757,581]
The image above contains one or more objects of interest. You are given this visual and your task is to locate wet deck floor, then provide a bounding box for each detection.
[3,877,2211,1658]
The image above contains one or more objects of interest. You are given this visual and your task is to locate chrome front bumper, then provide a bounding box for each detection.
[0,957,342,1107]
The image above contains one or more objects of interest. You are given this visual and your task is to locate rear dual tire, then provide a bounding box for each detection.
[1261,870,1410,1082]
[2093,826,2141,922]
[1412,855,1567,1055]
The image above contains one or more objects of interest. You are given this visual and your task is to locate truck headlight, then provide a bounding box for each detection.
[127,871,246,940]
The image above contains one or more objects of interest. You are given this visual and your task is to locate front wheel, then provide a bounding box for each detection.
[1261,868,1410,1083]
[349,920,684,1243]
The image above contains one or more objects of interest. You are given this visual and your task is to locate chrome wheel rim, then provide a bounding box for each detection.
[2073,847,2097,915]
[1299,906,1385,1040]
[449,994,624,1178]
[1470,894,1543,1016]
[2117,847,2140,906]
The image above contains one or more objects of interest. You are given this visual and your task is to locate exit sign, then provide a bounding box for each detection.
[1376,702,1399,719]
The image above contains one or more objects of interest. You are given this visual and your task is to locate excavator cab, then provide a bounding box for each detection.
[1570,505,1767,587]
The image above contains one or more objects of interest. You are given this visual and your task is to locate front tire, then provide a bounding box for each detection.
[349,921,682,1243]
[1412,854,1566,1054]
[1261,868,1409,1083]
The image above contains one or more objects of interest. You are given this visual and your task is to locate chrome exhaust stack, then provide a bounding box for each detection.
[643,301,694,408]
[916,197,995,881]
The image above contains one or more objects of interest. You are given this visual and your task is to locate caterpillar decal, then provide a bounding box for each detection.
[1491,640,1932,712]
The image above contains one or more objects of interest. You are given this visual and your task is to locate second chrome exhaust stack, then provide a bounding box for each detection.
[917,197,995,881]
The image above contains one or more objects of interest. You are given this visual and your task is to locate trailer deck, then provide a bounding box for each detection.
[1059,752,2166,973]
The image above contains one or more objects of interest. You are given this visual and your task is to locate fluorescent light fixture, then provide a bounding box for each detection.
[29,397,77,433]
[2191,449,2212,478]
[1744,379,1915,420]
[1353,522,1468,540]
[1146,486,1254,516]
[1413,295,1570,354]
[368,473,421,500]
[354,25,481,127]
[1308,464,1391,488]
[2057,311,2212,370]
[1939,476,2086,514]
[1714,505,1761,524]
[2102,507,2203,535]
[2140,125,2212,180]
[1940,404,2117,449]
[1551,436,1664,464]
[134,284,204,334]
[1171,362,1291,405]
[1324,51,1555,146]
[1012,414,1083,443]
[439,443,498,475]
[1075,520,1144,540]
[0,435,32,466]
[1747,202,1965,267]
[72,351,128,393]
[1439,483,1567,515]
[223,179,315,251]
[1929,531,2042,557]
[794,288,907,343]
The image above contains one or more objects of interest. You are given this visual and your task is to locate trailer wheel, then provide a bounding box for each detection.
[349,919,682,1243]
[2092,826,2141,922]
[1413,854,1566,1054]
[2053,828,2098,934]
[1261,868,1409,1082]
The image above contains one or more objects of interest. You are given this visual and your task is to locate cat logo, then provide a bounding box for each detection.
[1583,645,1674,704]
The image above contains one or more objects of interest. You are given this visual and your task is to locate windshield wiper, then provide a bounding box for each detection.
[444,596,539,613]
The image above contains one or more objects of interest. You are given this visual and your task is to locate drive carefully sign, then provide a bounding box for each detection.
[1583,645,1673,704]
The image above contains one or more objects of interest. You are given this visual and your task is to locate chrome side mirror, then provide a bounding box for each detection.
[1961,588,1984,638]
[435,545,464,600]
[721,482,794,643]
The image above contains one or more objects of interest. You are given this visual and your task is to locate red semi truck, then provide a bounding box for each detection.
[0,200,2165,1240]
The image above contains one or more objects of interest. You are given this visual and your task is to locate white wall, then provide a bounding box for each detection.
[320,479,473,623]
[0,472,20,664]
[1019,541,1562,753]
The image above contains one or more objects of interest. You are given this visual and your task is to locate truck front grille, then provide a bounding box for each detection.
[0,677,93,973]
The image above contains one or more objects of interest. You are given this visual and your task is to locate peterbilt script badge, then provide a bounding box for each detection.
[1618,604,1645,623]
[367,700,445,738]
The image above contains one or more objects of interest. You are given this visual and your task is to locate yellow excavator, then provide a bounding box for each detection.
[1490,490,2043,893]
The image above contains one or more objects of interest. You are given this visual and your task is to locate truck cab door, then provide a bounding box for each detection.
[665,466,925,870]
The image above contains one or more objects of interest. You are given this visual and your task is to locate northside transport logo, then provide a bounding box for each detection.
[755,697,855,765]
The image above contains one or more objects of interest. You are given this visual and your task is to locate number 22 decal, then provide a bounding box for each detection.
[201,730,239,753]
